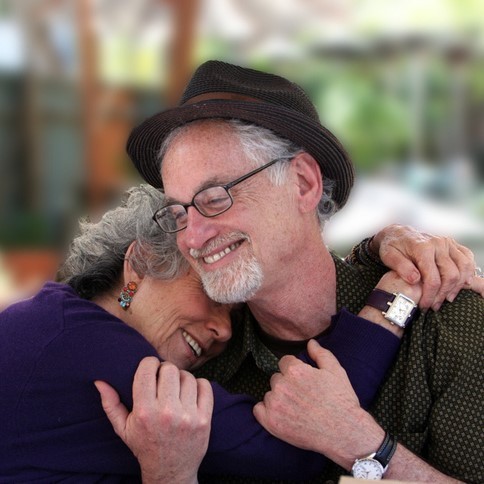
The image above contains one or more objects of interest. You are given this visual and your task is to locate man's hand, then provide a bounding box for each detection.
[371,224,478,310]
[253,340,384,470]
[94,357,213,484]
[253,341,461,482]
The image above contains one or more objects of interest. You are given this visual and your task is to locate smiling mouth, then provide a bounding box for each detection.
[195,241,242,265]
[182,330,202,357]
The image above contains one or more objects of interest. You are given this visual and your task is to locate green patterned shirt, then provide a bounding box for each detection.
[196,253,483,483]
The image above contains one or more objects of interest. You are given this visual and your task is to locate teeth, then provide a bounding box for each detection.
[182,330,202,357]
[202,242,241,264]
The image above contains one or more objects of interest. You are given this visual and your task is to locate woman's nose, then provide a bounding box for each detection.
[205,315,232,342]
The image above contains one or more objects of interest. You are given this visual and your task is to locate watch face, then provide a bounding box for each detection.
[385,293,416,327]
[352,458,384,479]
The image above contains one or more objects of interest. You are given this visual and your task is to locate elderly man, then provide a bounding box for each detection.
[101,61,483,483]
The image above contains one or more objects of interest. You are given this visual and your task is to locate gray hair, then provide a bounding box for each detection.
[159,119,337,226]
[57,184,188,300]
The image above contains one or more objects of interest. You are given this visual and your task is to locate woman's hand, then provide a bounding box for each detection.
[370,224,477,310]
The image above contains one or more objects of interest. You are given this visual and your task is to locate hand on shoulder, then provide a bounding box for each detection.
[370,224,476,310]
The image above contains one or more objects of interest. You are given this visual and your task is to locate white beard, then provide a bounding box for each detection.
[199,252,263,304]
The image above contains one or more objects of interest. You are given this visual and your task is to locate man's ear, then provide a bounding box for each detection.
[291,153,323,213]
[123,242,143,285]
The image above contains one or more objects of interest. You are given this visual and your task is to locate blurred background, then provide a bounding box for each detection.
[1,0,483,305]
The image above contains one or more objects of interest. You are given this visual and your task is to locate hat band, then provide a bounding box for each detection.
[183,92,264,106]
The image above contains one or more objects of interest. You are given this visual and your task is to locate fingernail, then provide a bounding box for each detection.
[408,271,420,284]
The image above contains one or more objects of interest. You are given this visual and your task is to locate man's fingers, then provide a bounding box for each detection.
[157,361,181,401]
[177,373,214,418]
[179,370,198,406]
[94,380,129,439]
[252,401,268,428]
[277,354,301,374]
[278,342,340,376]
[132,357,161,408]
[196,378,214,413]
[307,340,340,373]
[196,378,214,428]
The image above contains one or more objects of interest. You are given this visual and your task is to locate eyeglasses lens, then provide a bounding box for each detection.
[156,186,233,233]
[194,186,232,216]
[158,205,187,232]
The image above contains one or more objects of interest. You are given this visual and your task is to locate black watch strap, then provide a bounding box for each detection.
[366,288,419,328]
[366,288,396,312]
[374,432,398,468]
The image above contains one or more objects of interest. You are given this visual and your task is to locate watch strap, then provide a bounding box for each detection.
[351,432,398,479]
[374,432,398,468]
[366,288,418,328]
[366,288,395,313]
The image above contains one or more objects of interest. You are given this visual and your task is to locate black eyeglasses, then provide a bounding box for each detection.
[153,157,291,233]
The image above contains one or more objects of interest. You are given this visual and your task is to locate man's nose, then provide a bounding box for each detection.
[182,206,219,250]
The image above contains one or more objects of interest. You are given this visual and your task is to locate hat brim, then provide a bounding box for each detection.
[127,99,354,209]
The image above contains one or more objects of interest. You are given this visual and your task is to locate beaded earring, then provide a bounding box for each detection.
[118,281,138,310]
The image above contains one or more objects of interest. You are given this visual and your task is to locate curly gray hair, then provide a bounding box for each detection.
[57,184,188,300]
[159,119,337,227]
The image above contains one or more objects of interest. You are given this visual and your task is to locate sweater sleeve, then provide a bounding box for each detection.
[300,308,401,409]
[200,308,400,479]
[12,302,159,480]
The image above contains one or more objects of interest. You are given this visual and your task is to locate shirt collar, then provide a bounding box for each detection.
[211,252,380,381]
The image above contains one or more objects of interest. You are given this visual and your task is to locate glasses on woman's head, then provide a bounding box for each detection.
[153,157,291,233]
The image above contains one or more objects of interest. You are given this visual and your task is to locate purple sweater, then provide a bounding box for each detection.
[0,283,399,482]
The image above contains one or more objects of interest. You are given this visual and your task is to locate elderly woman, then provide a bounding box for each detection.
[0,185,229,481]
[0,184,475,483]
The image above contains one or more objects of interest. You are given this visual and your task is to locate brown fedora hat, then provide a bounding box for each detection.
[127,60,355,209]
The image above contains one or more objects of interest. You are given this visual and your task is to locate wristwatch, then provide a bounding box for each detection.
[366,288,418,328]
[351,433,397,480]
